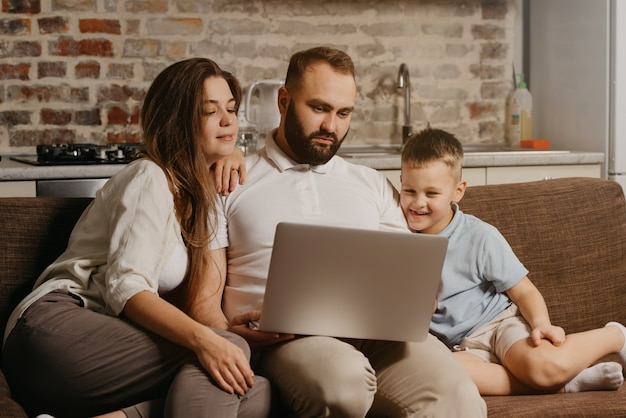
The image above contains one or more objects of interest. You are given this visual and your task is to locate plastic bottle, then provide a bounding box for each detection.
[506,73,533,147]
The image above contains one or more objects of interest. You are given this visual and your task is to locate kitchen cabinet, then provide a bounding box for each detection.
[0,178,110,197]
[486,164,601,184]
[381,164,600,189]
[0,181,36,197]
[462,168,488,186]
[0,152,604,196]
[381,168,487,190]
[381,170,400,189]
[0,156,124,197]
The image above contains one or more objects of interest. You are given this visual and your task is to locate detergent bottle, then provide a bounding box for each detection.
[506,73,533,147]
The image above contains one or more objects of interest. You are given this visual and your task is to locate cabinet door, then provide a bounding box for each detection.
[486,165,601,184]
[382,168,487,189]
[381,170,401,190]
[0,181,36,197]
[463,168,487,186]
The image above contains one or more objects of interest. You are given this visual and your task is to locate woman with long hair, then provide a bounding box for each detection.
[2,58,270,418]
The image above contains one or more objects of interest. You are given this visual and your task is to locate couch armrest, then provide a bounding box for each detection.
[0,369,26,418]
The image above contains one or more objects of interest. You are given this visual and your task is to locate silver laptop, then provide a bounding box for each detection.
[258,222,448,342]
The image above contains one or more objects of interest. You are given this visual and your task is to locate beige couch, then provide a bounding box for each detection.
[1,177,625,417]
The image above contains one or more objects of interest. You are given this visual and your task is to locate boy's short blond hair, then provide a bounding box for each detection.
[401,128,464,181]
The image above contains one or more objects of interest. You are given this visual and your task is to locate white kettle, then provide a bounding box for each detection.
[244,79,283,135]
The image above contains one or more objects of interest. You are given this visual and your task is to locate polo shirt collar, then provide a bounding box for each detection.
[265,131,335,174]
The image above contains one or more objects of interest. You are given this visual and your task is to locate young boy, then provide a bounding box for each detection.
[399,127,626,395]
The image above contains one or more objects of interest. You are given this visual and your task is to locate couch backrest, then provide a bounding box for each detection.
[0,197,92,335]
[1,178,625,342]
[461,177,626,333]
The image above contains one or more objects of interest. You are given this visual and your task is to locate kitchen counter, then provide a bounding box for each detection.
[0,150,605,181]
[339,150,605,170]
[0,156,126,181]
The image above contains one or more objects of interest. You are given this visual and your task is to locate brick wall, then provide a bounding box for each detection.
[0,0,516,154]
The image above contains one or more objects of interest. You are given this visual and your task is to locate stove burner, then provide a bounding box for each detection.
[35,143,143,165]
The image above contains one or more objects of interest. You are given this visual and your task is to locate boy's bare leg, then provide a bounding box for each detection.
[606,322,626,367]
[455,341,624,395]
[454,351,541,395]
[503,325,625,390]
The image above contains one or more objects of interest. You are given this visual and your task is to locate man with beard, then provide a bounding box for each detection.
[212,46,487,418]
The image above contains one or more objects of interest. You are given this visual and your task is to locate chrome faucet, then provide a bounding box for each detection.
[397,63,413,144]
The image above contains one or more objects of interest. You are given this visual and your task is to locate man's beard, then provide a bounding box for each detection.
[283,102,347,165]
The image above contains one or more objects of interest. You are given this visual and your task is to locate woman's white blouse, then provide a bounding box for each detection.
[4,159,185,344]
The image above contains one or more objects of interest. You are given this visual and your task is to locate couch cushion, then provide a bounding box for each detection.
[485,388,626,417]
[0,197,92,339]
[0,197,91,418]
[0,370,26,417]
[460,177,626,333]
[461,177,626,416]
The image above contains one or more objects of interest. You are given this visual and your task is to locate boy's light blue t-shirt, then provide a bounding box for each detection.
[429,204,528,348]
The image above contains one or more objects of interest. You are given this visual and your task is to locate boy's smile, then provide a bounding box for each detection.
[400,161,465,235]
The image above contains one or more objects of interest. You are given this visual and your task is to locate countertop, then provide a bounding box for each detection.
[0,157,126,181]
[0,150,606,181]
[334,150,605,170]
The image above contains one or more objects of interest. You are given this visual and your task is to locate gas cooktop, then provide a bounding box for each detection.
[11,143,143,166]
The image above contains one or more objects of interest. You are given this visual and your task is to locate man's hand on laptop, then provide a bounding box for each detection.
[229,310,295,348]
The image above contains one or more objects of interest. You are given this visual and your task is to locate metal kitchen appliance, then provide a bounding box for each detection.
[10,143,143,197]
[11,143,142,166]
[244,79,283,136]
[526,0,626,191]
